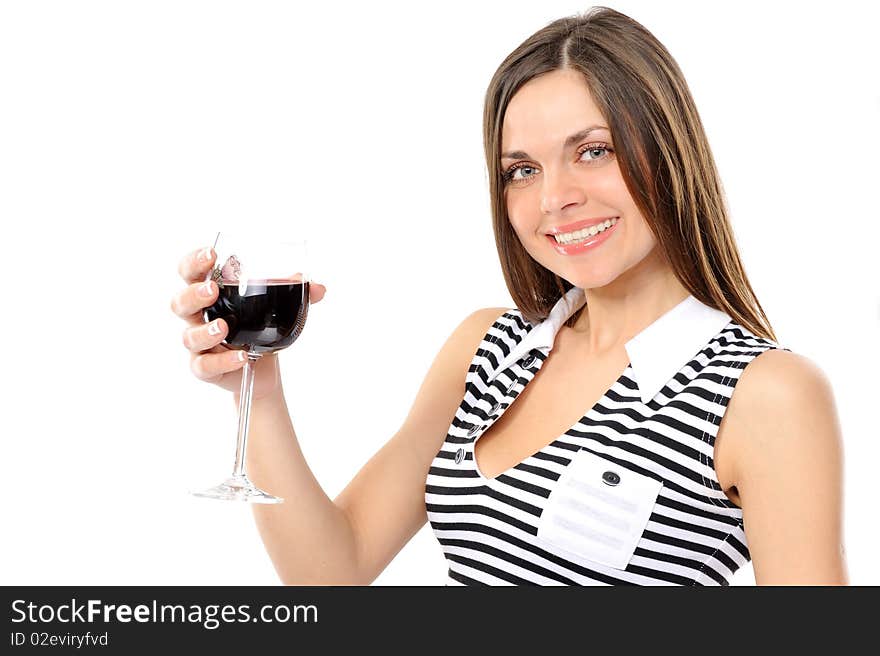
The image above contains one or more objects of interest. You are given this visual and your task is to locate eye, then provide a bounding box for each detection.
[501,142,614,187]
[577,143,614,162]
[502,164,538,185]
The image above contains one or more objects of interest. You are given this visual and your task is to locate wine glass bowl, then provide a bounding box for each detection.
[190,232,309,504]
[203,272,310,354]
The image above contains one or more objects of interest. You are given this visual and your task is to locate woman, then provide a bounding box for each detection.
[170,7,847,585]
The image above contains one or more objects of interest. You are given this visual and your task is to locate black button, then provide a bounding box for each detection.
[467,424,479,437]
[505,380,517,395]
[602,470,621,486]
[455,448,465,464]
[521,355,536,368]
[490,402,501,415]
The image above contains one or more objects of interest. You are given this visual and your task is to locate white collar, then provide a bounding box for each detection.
[486,287,733,405]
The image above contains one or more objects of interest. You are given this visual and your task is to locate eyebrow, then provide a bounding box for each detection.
[501,125,610,161]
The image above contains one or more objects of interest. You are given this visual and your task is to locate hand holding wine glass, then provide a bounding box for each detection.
[171,232,325,503]
[173,246,325,400]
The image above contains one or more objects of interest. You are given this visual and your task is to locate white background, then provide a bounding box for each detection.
[1,0,877,585]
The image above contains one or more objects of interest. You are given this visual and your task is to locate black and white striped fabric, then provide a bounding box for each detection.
[425,287,791,585]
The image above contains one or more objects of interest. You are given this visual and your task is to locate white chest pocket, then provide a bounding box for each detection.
[537,449,663,570]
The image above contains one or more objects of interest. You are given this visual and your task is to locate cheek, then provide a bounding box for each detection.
[506,213,535,249]
[626,216,658,259]
[505,191,538,232]
[504,192,518,219]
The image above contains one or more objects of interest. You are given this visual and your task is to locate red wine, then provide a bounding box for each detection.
[203,280,309,353]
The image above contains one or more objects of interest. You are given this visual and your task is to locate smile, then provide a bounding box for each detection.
[544,217,620,255]
[551,217,619,244]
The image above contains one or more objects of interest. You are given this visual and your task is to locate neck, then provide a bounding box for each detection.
[568,248,690,357]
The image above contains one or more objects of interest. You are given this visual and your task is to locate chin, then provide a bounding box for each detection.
[552,262,621,290]
[525,234,629,288]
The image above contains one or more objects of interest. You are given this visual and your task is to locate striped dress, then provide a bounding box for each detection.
[425,287,790,585]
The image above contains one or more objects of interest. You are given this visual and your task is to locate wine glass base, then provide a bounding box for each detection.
[190,475,284,504]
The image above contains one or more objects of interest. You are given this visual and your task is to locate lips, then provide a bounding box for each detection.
[545,216,619,255]
[546,217,619,235]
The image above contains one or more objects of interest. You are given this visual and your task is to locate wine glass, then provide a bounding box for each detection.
[190,231,309,504]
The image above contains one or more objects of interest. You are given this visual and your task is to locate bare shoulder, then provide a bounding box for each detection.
[396,304,511,439]
[734,349,837,426]
[461,306,512,336]
[728,348,848,584]
[720,348,840,491]
[437,306,512,369]
[740,348,830,388]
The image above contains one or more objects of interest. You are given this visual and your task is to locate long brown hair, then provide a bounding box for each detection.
[482,6,779,342]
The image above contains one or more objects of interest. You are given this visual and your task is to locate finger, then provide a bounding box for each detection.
[190,348,247,382]
[178,246,217,284]
[170,279,218,320]
[276,274,325,303]
[182,318,228,353]
[309,282,326,303]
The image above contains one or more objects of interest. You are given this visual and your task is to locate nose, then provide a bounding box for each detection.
[539,165,587,215]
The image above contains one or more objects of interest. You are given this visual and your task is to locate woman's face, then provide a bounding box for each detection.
[501,68,658,291]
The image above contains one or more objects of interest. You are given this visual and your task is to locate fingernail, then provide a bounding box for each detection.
[200,281,213,297]
[237,351,247,362]
[207,321,221,336]
[199,247,213,263]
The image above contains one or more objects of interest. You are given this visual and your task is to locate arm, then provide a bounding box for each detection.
[245,306,509,585]
[730,349,849,585]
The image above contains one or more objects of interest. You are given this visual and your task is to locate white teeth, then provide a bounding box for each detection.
[552,218,618,244]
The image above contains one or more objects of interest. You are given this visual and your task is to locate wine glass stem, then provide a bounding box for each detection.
[232,350,261,479]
